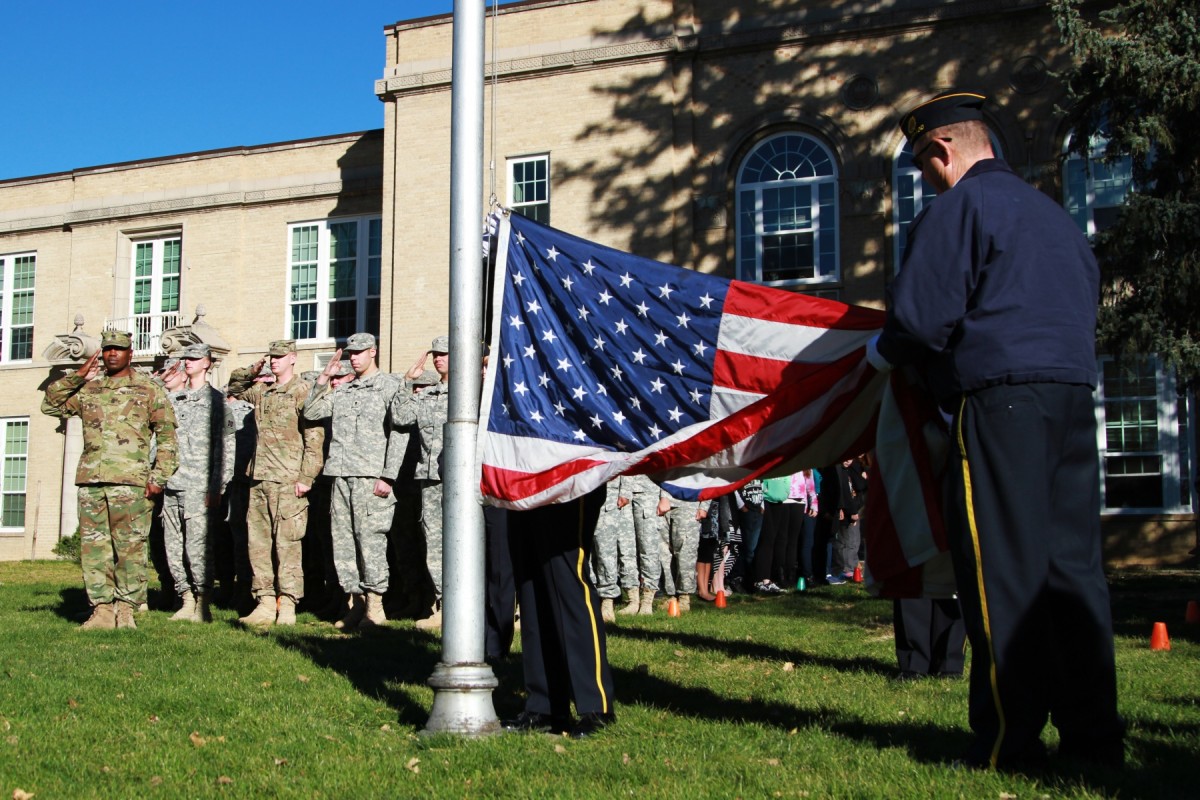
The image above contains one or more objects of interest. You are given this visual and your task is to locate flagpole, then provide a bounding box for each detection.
[424,0,499,736]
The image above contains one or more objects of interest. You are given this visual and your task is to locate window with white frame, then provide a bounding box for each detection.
[1064,130,1135,237]
[0,253,35,363]
[508,155,550,223]
[130,237,181,352]
[736,133,838,286]
[0,417,28,530]
[1096,357,1192,512]
[287,216,381,342]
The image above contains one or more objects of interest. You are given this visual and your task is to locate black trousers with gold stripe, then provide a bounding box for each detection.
[510,486,615,721]
[947,383,1123,767]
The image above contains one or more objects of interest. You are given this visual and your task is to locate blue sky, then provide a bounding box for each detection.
[0,1,466,180]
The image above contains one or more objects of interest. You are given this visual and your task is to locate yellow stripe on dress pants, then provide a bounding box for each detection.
[956,396,1006,768]
[573,499,609,714]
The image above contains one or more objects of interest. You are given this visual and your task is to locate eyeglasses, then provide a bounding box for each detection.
[911,137,951,172]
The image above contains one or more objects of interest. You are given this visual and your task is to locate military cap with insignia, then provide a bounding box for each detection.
[267,339,297,357]
[100,330,133,349]
[344,332,376,352]
[430,335,449,354]
[899,90,987,146]
[180,342,212,359]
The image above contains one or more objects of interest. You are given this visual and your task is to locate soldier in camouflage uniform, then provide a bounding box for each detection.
[227,339,324,627]
[162,343,235,623]
[657,492,705,613]
[625,474,669,615]
[592,476,640,621]
[390,335,450,630]
[303,333,405,630]
[41,330,178,630]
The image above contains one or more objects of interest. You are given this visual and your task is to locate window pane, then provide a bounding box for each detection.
[762,232,815,282]
[2,494,24,528]
[135,243,154,277]
[162,239,181,275]
[328,300,357,340]
[290,303,316,340]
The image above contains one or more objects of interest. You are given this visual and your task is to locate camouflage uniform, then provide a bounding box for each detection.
[591,477,639,600]
[390,377,447,600]
[227,366,324,602]
[662,498,702,597]
[41,365,178,609]
[162,382,235,595]
[304,369,405,595]
[625,474,668,592]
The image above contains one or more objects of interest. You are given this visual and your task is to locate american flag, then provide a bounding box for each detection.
[477,211,950,596]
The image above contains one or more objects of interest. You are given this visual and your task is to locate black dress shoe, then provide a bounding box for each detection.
[501,711,570,734]
[570,711,616,739]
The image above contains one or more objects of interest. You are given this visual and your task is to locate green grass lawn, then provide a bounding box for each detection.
[1,561,1196,799]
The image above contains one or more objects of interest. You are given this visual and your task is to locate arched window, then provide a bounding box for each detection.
[1063,130,1134,237]
[736,133,838,285]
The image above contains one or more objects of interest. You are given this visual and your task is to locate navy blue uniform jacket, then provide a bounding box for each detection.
[876,159,1099,405]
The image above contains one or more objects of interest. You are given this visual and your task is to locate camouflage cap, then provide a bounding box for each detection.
[267,339,296,357]
[412,369,441,387]
[430,335,449,354]
[344,332,376,352]
[101,330,133,349]
[333,359,354,376]
[180,342,212,359]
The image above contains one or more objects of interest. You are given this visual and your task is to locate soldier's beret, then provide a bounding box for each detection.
[344,332,376,352]
[267,339,297,357]
[101,330,132,349]
[180,342,212,359]
[899,90,987,146]
[430,335,449,355]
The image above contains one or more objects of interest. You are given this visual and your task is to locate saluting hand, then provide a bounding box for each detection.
[316,348,343,386]
[405,350,430,380]
[77,350,102,381]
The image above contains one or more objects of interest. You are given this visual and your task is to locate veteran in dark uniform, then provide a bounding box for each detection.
[867,90,1123,768]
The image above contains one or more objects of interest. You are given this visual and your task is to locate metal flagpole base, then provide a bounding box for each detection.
[422,663,501,736]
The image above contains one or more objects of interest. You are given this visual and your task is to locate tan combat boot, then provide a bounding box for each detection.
[637,588,656,616]
[334,594,365,631]
[415,601,442,631]
[677,594,691,613]
[360,592,387,628]
[617,589,640,615]
[276,595,296,626]
[115,602,138,629]
[601,598,615,623]
[170,590,196,621]
[239,595,277,627]
[193,592,212,623]
[78,602,116,630]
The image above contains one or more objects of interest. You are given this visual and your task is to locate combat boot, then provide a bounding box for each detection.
[193,592,212,623]
[239,595,277,627]
[334,594,365,631]
[677,594,691,613]
[617,589,640,615]
[78,602,116,630]
[637,588,656,616]
[360,592,387,628]
[276,595,296,626]
[170,590,196,621]
[601,598,615,622]
[115,602,138,629]
[415,601,442,631]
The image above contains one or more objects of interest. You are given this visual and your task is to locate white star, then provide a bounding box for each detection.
[573,429,587,441]
[693,341,709,357]
[502,354,514,369]
[541,329,558,344]
[676,311,691,328]
[655,330,669,347]
[598,289,613,306]
[508,315,525,329]
[593,335,606,351]
[577,305,590,321]
[590,414,604,429]
[630,396,642,410]
[648,423,663,440]
[635,301,650,317]
[513,381,529,397]
[671,359,685,375]
[557,358,572,372]
[501,402,509,416]
[650,377,665,394]
[554,400,567,416]
[572,385,588,401]
[658,283,675,299]
[610,364,624,381]
[668,406,683,423]
[631,348,647,364]
[530,409,544,423]
[546,246,560,262]
[516,231,526,245]
[581,259,596,275]
[699,293,714,308]
[596,385,608,397]
[619,272,633,288]
[526,299,542,315]
[523,344,536,359]
[562,276,574,292]
[513,272,526,286]
[689,387,705,404]
[538,372,551,388]
[612,410,627,425]
[614,319,629,335]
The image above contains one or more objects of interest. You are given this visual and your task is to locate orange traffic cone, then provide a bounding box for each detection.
[715,591,727,609]
[852,563,864,583]
[1186,600,1200,624]
[1150,621,1171,651]
[667,598,680,617]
